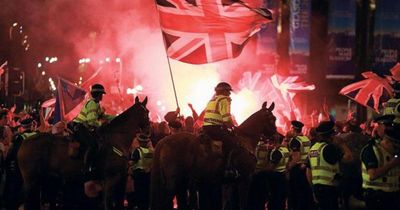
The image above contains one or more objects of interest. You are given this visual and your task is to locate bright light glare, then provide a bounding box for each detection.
[126,88,137,95]
[135,85,143,91]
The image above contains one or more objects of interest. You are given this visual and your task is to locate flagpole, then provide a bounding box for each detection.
[152,0,180,109]
[236,0,273,20]
[166,56,180,108]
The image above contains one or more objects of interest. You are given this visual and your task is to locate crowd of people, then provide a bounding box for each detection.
[0,81,399,210]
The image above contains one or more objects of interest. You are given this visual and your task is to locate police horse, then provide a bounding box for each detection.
[151,102,277,210]
[17,96,150,210]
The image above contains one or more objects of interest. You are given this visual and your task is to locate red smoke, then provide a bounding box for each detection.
[4,0,315,132]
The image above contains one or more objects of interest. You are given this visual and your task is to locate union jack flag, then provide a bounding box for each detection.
[156,0,272,64]
[390,62,400,82]
[340,71,393,113]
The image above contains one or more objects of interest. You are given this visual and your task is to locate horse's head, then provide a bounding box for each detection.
[132,96,150,131]
[103,96,150,134]
[259,101,277,137]
[239,101,277,139]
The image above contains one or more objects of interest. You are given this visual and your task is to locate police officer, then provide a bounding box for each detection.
[4,118,37,210]
[268,135,290,210]
[203,82,235,144]
[73,84,114,179]
[308,121,353,210]
[129,133,154,210]
[248,137,273,210]
[372,115,395,140]
[383,83,400,116]
[360,127,400,210]
[287,120,314,210]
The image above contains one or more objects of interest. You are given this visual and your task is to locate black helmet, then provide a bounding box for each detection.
[215,82,233,92]
[90,84,106,94]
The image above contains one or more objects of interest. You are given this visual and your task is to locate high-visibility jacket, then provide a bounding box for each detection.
[309,142,340,186]
[21,131,38,140]
[203,95,233,126]
[271,146,290,173]
[74,99,113,127]
[133,147,154,173]
[289,135,311,163]
[361,143,400,192]
[255,141,270,171]
[383,98,400,115]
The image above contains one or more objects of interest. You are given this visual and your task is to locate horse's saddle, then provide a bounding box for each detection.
[198,133,224,155]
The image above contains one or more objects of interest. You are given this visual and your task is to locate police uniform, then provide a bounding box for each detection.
[248,140,272,210]
[130,134,154,210]
[360,129,400,210]
[309,122,344,210]
[268,145,290,210]
[384,83,400,123]
[288,121,314,210]
[203,94,233,139]
[74,99,112,128]
[383,98,400,115]
[4,118,37,209]
[73,84,113,179]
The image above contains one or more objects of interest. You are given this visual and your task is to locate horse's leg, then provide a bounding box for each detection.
[176,180,189,210]
[237,177,251,210]
[188,182,199,210]
[103,173,125,210]
[150,168,174,210]
[198,183,222,210]
[23,177,41,210]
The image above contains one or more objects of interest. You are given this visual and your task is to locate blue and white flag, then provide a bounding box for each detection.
[54,78,87,123]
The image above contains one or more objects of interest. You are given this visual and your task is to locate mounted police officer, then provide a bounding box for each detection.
[73,83,114,180]
[307,121,353,210]
[202,82,236,145]
[287,120,314,210]
[129,133,154,210]
[360,126,400,210]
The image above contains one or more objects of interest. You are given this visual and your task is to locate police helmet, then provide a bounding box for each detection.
[90,84,106,94]
[215,82,233,92]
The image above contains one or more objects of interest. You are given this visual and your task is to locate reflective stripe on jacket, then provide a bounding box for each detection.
[21,132,38,140]
[361,144,400,192]
[383,98,400,115]
[74,99,103,127]
[271,146,290,173]
[255,142,270,171]
[290,135,311,163]
[133,147,154,173]
[309,142,339,186]
[203,95,232,126]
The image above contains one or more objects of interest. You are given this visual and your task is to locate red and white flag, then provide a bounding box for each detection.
[340,71,393,113]
[390,62,400,82]
[156,0,272,64]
